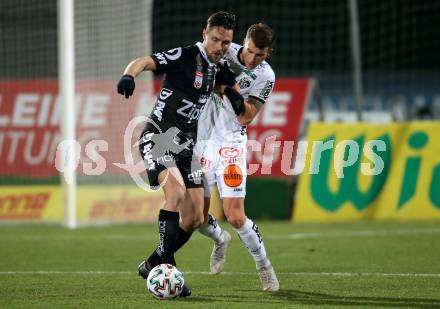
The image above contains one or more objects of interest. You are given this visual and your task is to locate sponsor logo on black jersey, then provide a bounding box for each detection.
[153,88,173,121]
[177,99,206,123]
[194,71,203,89]
[194,54,204,90]
[188,169,203,183]
[159,88,173,100]
[154,48,182,65]
[141,140,155,170]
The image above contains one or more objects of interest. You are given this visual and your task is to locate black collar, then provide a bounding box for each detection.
[237,46,246,67]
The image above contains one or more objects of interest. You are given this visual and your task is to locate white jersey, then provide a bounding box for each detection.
[197,42,275,145]
[196,43,275,198]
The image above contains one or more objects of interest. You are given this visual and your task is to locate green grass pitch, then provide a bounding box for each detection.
[1,221,440,308]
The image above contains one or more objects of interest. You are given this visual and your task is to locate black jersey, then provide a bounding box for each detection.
[150,43,218,136]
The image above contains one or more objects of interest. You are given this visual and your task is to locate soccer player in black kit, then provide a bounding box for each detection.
[117,12,237,297]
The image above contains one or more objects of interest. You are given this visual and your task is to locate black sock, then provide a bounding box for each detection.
[151,209,179,266]
[148,226,192,267]
[146,251,162,268]
[174,227,193,253]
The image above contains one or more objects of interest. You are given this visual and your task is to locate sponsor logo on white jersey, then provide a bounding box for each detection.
[219,147,243,158]
[238,77,252,89]
[200,156,213,171]
[219,147,244,166]
[259,80,275,100]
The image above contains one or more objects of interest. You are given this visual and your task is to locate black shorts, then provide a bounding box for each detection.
[138,122,203,189]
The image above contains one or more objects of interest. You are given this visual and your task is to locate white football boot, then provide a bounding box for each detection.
[257,260,279,291]
[210,230,232,274]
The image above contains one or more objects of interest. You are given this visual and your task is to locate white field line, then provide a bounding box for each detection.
[268,227,440,240]
[1,227,440,241]
[0,271,439,278]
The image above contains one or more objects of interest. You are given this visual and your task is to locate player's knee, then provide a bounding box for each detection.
[227,215,245,229]
[166,189,185,207]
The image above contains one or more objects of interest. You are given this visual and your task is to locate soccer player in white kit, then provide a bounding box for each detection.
[195,23,279,291]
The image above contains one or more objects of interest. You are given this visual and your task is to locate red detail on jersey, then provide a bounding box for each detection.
[219,147,243,158]
[194,71,203,89]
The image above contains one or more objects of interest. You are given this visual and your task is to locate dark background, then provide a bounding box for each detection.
[1,0,439,78]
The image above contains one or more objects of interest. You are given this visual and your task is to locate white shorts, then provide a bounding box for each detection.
[200,141,247,199]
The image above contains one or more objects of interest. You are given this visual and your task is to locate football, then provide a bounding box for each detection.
[146,263,185,299]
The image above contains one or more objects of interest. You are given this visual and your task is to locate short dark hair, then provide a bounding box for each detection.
[246,23,275,49]
[206,11,236,30]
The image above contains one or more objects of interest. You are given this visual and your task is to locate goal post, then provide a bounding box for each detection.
[59,0,156,227]
[58,0,76,229]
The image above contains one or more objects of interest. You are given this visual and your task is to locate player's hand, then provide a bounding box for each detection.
[216,62,236,87]
[117,74,135,98]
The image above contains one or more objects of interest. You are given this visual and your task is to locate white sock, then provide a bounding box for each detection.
[235,218,268,268]
[199,214,225,243]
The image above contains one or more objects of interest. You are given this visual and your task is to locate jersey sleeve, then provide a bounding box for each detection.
[150,47,186,74]
[248,69,275,104]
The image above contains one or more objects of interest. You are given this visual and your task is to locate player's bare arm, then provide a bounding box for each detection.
[117,56,157,99]
[239,97,263,125]
[123,56,157,77]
